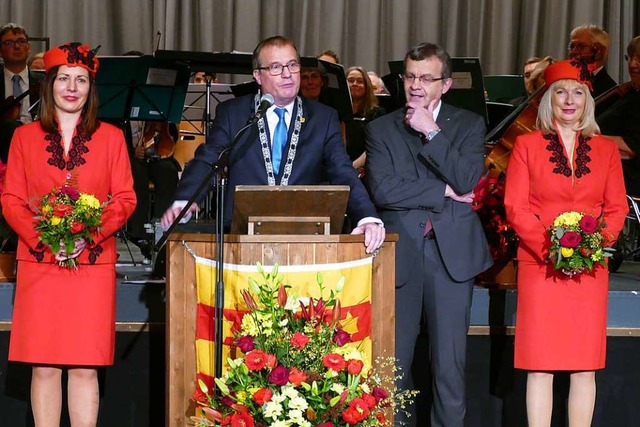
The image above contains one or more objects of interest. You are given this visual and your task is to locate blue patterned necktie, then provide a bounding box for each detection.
[12,74,23,98]
[272,107,287,174]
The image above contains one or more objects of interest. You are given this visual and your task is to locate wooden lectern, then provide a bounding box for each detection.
[165,185,396,426]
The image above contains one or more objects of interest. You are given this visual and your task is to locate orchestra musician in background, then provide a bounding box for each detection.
[568,24,617,98]
[597,35,640,197]
[0,23,44,163]
[161,35,385,254]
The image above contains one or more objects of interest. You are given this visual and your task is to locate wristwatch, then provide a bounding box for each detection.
[424,129,441,141]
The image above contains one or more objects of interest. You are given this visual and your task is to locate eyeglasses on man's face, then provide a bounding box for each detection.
[568,42,592,52]
[257,60,301,76]
[401,73,446,85]
[1,38,29,48]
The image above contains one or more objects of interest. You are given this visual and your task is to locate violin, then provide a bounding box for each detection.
[140,121,176,161]
[594,81,635,116]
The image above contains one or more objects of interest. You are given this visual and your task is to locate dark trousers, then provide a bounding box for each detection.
[395,237,474,427]
[127,157,179,240]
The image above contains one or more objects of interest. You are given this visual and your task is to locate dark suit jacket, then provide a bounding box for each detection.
[365,103,493,283]
[174,94,378,227]
[0,67,44,121]
[591,67,617,99]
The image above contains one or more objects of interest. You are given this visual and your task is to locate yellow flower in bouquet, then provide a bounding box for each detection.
[34,185,105,269]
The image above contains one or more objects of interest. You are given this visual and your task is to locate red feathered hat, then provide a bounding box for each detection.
[43,42,99,77]
[543,59,595,91]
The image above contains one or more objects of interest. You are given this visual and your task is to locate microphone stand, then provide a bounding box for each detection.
[155,118,257,392]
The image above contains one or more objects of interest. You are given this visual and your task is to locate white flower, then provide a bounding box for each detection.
[281,384,299,400]
[288,395,308,411]
[279,318,289,327]
[284,296,300,311]
[264,401,284,419]
[269,421,291,427]
[287,409,304,423]
[296,421,311,427]
[330,383,346,394]
[360,383,371,394]
[271,392,287,405]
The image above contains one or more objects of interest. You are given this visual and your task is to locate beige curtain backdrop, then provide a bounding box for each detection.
[2,0,639,82]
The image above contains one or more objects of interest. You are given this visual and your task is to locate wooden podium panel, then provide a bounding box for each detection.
[165,233,397,427]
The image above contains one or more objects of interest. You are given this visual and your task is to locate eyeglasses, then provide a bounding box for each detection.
[567,42,591,52]
[625,54,640,63]
[401,73,446,85]
[1,38,28,48]
[257,60,301,76]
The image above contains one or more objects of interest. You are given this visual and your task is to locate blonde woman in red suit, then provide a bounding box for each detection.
[1,43,135,426]
[504,59,627,427]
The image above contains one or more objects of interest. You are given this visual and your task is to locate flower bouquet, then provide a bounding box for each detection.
[548,211,613,277]
[191,265,417,427]
[34,185,103,268]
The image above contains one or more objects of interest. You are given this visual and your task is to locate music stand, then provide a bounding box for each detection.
[96,55,191,123]
[230,185,350,235]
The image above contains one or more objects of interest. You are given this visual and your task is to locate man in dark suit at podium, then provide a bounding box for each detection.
[365,42,493,426]
[161,36,384,253]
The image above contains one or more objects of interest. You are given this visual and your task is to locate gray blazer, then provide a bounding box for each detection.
[365,103,493,284]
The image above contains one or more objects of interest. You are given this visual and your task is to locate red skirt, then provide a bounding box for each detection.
[514,260,608,370]
[9,261,116,366]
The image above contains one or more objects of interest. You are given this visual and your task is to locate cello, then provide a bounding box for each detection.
[139,121,176,161]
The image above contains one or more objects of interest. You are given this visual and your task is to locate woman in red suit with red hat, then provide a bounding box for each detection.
[1,43,135,426]
[504,59,628,427]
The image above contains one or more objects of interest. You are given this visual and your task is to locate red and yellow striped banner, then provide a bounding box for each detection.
[194,257,373,389]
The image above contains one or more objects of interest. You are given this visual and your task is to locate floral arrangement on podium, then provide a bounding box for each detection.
[548,211,613,277]
[191,265,416,426]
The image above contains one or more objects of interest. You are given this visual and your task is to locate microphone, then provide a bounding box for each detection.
[247,93,275,125]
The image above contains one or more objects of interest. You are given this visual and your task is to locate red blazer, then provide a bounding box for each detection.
[1,121,136,265]
[504,130,627,264]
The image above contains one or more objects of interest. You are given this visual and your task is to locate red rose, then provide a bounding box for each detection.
[333,329,351,347]
[252,388,273,405]
[376,412,387,424]
[361,393,377,409]
[290,332,310,349]
[342,407,363,425]
[268,365,289,386]
[559,231,582,248]
[244,350,268,371]
[580,247,593,257]
[322,353,346,372]
[579,215,598,234]
[288,367,307,386]
[236,335,255,353]
[315,423,335,427]
[346,359,364,375]
[372,386,388,403]
[53,204,74,217]
[265,353,277,369]
[60,186,80,201]
[70,221,85,234]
